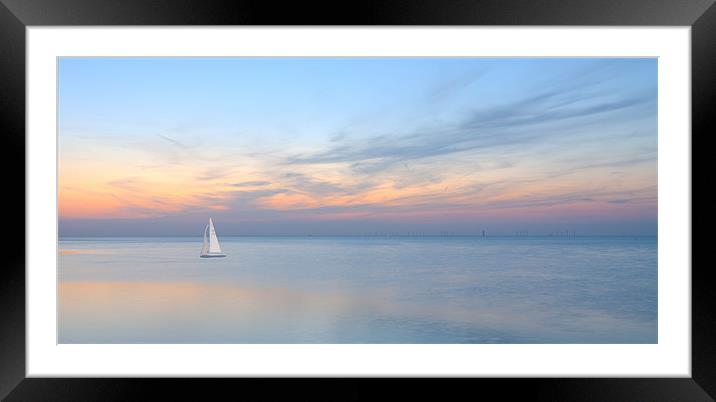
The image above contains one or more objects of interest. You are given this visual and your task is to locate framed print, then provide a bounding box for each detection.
[2,0,711,400]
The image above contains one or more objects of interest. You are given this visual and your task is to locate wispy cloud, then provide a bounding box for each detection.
[428,68,484,102]
[231,180,272,187]
[107,177,144,192]
[196,167,234,181]
[285,83,655,174]
[157,134,189,148]
[280,172,345,196]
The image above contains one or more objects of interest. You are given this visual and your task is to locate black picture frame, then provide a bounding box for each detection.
[1,0,710,400]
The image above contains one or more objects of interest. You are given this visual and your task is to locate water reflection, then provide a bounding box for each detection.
[60,281,371,343]
[58,236,658,343]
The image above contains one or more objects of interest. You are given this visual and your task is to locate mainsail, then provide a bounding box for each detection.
[200,217,226,257]
[208,218,222,253]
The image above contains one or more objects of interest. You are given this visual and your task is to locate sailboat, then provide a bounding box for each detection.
[200,217,227,258]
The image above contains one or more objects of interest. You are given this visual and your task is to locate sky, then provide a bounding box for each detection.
[58,57,657,236]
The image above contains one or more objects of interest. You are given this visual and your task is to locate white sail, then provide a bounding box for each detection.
[200,217,226,257]
[208,217,222,253]
[201,224,210,255]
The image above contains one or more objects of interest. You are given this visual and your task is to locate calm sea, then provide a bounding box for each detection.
[58,236,657,343]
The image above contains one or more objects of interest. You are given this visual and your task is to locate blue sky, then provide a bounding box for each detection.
[58,57,657,236]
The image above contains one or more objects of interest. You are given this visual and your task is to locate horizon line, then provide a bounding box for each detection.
[58,233,657,238]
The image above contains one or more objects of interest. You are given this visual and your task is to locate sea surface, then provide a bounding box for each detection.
[58,236,657,343]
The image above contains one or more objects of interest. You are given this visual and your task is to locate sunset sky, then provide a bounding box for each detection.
[58,57,657,236]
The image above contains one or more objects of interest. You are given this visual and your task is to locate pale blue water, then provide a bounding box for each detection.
[58,236,657,343]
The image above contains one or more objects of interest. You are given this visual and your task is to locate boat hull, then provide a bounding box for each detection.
[200,253,227,258]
